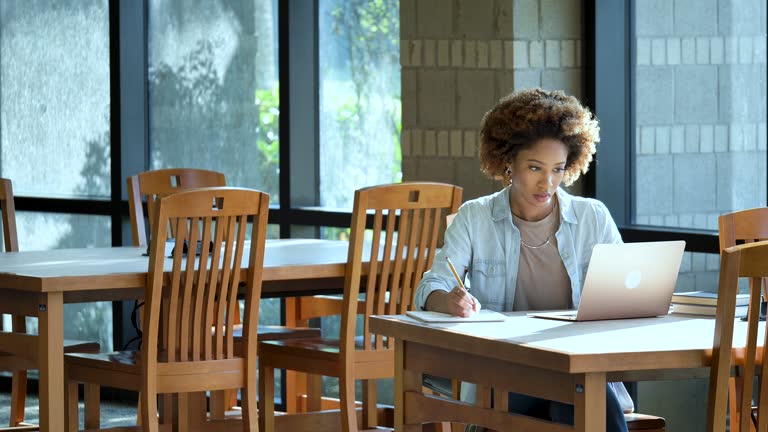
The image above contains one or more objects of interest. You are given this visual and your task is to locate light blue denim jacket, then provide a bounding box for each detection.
[414,186,622,312]
[413,187,633,411]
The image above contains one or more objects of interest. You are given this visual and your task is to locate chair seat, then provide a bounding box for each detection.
[63,339,101,353]
[261,334,379,353]
[625,412,666,430]
[231,324,321,341]
[261,337,342,357]
[0,339,99,357]
[66,350,140,375]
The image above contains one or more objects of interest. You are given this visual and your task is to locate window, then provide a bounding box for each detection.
[0,0,113,351]
[633,0,767,231]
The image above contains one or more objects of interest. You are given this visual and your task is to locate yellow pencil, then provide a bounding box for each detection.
[445,256,477,312]
[445,256,466,290]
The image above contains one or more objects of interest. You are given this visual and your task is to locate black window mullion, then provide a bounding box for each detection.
[109,0,122,248]
[278,0,291,239]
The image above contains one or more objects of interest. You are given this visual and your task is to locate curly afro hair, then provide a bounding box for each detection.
[478,88,600,186]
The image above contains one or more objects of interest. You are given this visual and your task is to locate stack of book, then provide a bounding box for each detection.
[670,291,750,316]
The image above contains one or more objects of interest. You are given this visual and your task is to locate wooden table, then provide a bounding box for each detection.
[370,313,746,432]
[0,239,350,432]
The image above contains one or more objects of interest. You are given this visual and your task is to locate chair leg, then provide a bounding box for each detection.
[65,380,79,432]
[84,383,100,430]
[243,367,258,432]
[339,371,358,432]
[730,373,745,432]
[176,393,189,432]
[226,388,238,410]
[137,392,142,426]
[362,379,377,429]
[158,393,173,425]
[140,387,160,432]
[307,374,323,412]
[10,370,27,427]
[210,390,227,419]
[259,362,276,432]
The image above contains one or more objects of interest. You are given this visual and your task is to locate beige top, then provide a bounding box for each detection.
[512,207,572,311]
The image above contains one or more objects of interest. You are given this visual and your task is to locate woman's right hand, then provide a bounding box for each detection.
[424,286,481,317]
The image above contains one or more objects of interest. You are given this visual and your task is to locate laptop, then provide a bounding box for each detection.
[529,240,686,321]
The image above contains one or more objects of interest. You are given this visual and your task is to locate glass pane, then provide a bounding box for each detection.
[11,212,114,351]
[0,1,111,199]
[633,0,767,234]
[148,0,280,202]
[318,0,401,208]
[16,211,111,251]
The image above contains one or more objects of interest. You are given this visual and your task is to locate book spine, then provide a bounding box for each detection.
[670,296,717,306]
[672,303,748,316]
[670,296,750,307]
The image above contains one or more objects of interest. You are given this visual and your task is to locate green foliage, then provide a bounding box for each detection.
[254,86,280,198]
[329,0,400,98]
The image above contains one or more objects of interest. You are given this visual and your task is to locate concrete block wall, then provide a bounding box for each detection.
[400,0,585,201]
[634,0,767,294]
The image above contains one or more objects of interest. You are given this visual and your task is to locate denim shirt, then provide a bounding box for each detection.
[414,187,623,312]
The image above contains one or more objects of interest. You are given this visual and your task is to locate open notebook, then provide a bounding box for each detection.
[406,309,508,323]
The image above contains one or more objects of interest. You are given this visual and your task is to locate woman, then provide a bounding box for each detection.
[413,88,631,432]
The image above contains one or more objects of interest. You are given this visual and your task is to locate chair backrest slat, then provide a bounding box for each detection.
[191,216,214,362]
[226,214,248,359]
[340,183,462,356]
[178,216,200,362]
[166,217,187,362]
[708,240,768,432]
[364,210,384,350]
[381,210,397,317]
[142,188,268,375]
[205,216,226,360]
[400,207,421,313]
[412,208,437,305]
[215,216,237,360]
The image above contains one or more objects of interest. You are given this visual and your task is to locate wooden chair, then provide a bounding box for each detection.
[65,187,269,432]
[718,208,768,432]
[0,178,100,429]
[706,240,768,432]
[127,168,227,248]
[128,169,320,416]
[259,182,463,432]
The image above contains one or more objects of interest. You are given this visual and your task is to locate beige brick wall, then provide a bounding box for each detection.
[400,0,585,201]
